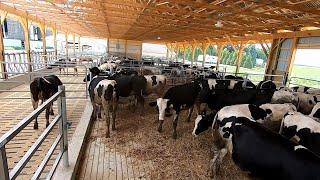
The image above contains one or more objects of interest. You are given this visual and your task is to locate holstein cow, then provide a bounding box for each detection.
[149,81,202,139]
[210,117,320,180]
[192,104,271,136]
[291,86,320,95]
[193,103,296,136]
[89,77,118,137]
[310,102,320,120]
[30,75,63,129]
[295,92,319,114]
[280,111,320,156]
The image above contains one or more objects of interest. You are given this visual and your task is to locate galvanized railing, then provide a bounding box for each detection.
[288,76,320,88]
[224,72,285,86]
[0,61,90,99]
[3,51,56,75]
[0,85,69,180]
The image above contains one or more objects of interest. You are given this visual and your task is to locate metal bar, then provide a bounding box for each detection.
[9,115,61,179]
[57,86,69,167]
[0,97,30,100]
[0,90,62,148]
[31,134,62,180]
[45,152,62,180]
[0,147,9,180]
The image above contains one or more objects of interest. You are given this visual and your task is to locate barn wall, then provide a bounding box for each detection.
[108,39,142,60]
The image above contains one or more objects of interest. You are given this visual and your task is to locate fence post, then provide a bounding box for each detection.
[57,85,69,167]
[0,147,9,180]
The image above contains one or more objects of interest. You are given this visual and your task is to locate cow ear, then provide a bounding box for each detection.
[265,109,272,114]
[149,101,157,107]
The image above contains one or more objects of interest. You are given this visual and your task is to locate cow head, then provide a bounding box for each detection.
[192,113,216,136]
[83,67,101,82]
[149,98,172,121]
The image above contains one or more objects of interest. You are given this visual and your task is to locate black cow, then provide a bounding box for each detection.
[193,79,275,114]
[83,67,138,82]
[224,75,244,80]
[149,81,202,139]
[280,111,320,156]
[211,117,320,180]
[30,75,62,129]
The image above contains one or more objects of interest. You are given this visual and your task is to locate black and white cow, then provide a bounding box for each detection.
[210,116,320,180]
[310,102,320,120]
[89,77,118,137]
[149,81,202,139]
[193,103,296,136]
[271,89,298,105]
[30,75,63,129]
[280,111,320,156]
[192,104,270,136]
[295,92,319,114]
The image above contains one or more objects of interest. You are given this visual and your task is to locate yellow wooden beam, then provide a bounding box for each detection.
[286,38,298,78]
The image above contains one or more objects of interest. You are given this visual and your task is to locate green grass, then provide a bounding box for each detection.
[220,65,320,87]
[289,65,320,88]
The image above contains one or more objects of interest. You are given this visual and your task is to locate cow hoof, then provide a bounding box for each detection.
[34,124,38,129]
[112,126,116,131]
[50,111,54,115]
[46,123,49,127]
[106,134,110,138]
[157,126,163,132]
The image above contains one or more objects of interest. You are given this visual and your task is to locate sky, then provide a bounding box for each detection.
[294,49,320,67]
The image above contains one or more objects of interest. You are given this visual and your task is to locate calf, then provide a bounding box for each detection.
[280,111,320,156]
[149,81,202,139]
[89,77,118,137]
[211,117,320,180]
[30,75,62,129]
[310,102,320,120]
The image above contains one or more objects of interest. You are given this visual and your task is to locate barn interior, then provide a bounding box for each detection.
[0,0,320,179]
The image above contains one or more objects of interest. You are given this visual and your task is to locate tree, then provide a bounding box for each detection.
[243,55,253,69]
[206,46,217,56]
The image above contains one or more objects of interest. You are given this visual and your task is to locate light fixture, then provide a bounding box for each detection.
[215,20,223,28]
[157,36,161,40]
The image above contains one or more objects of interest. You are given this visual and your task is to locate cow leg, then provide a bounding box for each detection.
[97,105,102,119]
[111,100,118,131]
[50,103,54,115]
[138,95,145,116]
[186,106,194,122]
[45,106,50,127]
[103,101,111,138]
[91,103,98,121]
[210,146,228,179]
[172,110,179,139]
[32,97,39,129]
[158,120,164,132]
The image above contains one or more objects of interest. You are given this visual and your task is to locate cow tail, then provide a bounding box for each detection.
[212,113,219,130]
[279,118,285,134]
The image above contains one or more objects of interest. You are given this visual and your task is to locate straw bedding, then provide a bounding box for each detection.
[90,97,250,180]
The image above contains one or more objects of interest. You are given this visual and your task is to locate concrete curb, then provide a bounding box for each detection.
[53,100,93,180]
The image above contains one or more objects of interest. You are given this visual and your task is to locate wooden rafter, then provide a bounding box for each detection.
[1,0,320,43]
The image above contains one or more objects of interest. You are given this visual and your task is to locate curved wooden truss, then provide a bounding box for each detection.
[2,0,320,43]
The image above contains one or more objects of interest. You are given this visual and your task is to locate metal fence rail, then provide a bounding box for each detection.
[288,76,320,88]
[0,86,69,180]
[0,61,90,99]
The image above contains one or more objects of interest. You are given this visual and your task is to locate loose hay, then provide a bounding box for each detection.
[80,97,250,179]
